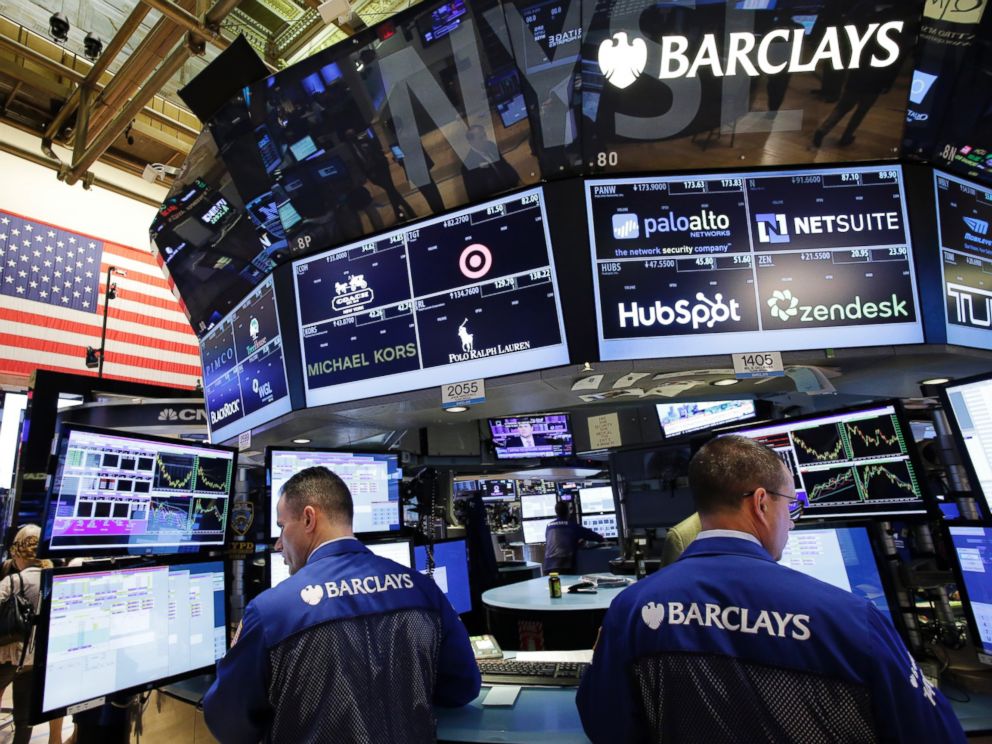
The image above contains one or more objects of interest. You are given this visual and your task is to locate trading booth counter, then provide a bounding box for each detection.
[481,576,630,651]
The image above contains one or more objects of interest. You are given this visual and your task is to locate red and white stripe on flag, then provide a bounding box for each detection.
[0,209,200,389]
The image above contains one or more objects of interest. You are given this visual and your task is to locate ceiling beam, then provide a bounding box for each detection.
[139,0,233,51]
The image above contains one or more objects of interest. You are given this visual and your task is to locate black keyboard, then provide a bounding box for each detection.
[478,659,590,687]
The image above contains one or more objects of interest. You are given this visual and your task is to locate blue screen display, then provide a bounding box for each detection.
[414,540,471,614]
[778,526,892,625]
[950,526,992,656]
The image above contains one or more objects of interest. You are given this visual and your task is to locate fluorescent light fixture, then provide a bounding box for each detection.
[712,378,740,386]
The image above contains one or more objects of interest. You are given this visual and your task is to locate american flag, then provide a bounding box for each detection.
[0,209,200,389]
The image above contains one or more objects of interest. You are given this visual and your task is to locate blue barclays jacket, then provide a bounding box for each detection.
[576,536,966,744]
[203,538,481,744]
[543,519,604,572]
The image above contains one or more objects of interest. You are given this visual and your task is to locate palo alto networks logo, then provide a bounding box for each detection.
[909,70,938,105]
[642,602,665,630]
[756,213,789,244]
[301,584,324,605]
[612,213,639,239]
[768,289,799,320]
[598,32,647,89]
[965,216,990,235]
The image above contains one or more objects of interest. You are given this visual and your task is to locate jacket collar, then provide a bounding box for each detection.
[678,535,776,564]
[308,537,368,564]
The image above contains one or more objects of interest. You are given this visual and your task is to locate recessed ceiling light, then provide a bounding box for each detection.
[712,378,740,386]
[292,438,311,444]
[920,377,950,386]
[445,406,468,413]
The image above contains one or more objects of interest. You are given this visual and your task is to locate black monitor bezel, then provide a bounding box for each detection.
[716,399,939,522]
[938,370,992,521]
[39,423,239,559]
[943,521,992,664]
[264,445,404,540]
[487,412,575,461]
[29,555,229,724]
[576,484,617,517]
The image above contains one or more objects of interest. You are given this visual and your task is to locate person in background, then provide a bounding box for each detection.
[543,501,605,574]
[0,525,63,744]
[204,466,480,743]
[577,436,966,743]
[659,512,701,567]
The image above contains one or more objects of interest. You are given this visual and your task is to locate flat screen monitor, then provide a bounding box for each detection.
[415,539,472,614]
[940,372,992,517]
[777,526,893,625]
[293,188,569,408]
[199,275,292,443]
[33,559,227,721]
[365,538,413,568]
[41,425,236,557]
[585,165,922,361]
[522,517,553,544]
[269,551,291,587]
[933,169,992,350]
[267,449,402,538]
[723,402,932,520]
[582,513,618,539]
[948,526,992,662]
[578,486,615,515]
[520,492,558,519]
[658,399,757,438]
[479,480,516,502]
[611,444,695,529]
[489,413,573,460]
[417,0,466,45]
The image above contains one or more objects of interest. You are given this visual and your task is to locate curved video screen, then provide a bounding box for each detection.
[586,164,922,360]
[293,187,569,407]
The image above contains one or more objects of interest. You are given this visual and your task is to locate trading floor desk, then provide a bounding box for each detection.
[481,575,630,650]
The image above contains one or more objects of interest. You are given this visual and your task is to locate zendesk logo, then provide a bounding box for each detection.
[766,291,909,323]
[599,22,904,88]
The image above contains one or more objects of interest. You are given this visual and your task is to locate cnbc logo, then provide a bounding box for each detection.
[613,213,639,239]
[756,213,789,244]
[766,290,910,323]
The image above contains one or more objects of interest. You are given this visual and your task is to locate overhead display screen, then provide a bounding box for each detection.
[934,170,992,349]
[293,188,568,407]
[199,275,291,443]
[585,165,922,360]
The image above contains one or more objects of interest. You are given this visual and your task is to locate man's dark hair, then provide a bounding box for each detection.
[688,435,789,515]
[280,466,354,523]
[555,500,570,520]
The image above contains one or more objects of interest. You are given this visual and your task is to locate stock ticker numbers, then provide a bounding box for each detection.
[585,166,923,360]
[293,189,569,407]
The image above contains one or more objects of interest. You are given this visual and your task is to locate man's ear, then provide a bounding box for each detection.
[303,504,317,530]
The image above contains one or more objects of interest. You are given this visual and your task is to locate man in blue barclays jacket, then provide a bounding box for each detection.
[577,435,966,743]
[544,501,604,574]
[204,466,481,743]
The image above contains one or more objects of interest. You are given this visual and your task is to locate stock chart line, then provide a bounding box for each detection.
[792,430,844,462]
[846,422,902,451]
[155,454,194,490]
[859,464,917,495]
[148,501,189,531]
[195,459,229,493]
[807,470,857,503]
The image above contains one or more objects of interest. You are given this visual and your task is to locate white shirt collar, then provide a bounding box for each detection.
[694,529,762,546]
[307,535,360,562]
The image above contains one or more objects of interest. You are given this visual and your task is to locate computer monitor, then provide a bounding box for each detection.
[940,372,992,518]
[41,425,237,557]
[414,539,472,614]
[269,551,291,587]
[578,486,615,515]
[479,480,516,502]
[522,517,553,544]
[610,444,695,529]
[948,526,992,663]
[778,526,893,625]
[488,413,574,460]
[365,538,413,568]
[723,401,932,520]
[582,513,618,539]
[267,449,402,539]
[32,559,227,722]
[657,399,757,438]
[520,492,558,519]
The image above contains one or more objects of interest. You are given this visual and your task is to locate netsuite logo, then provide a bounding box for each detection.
[756,211,900,242]
[618,292,743,330]
[756,214,789,244]
[598,22,903,88]
[766,290,909,323]
[964,216,990,236]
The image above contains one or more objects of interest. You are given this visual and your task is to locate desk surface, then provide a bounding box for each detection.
[482,575,630,612]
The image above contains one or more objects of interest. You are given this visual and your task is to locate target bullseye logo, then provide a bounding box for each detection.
[459,243,493,279]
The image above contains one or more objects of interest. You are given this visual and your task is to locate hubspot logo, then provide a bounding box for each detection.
[767,289,799,320]
[598,32,647,89]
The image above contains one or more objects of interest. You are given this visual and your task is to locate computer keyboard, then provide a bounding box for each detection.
[478,659,590,687]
